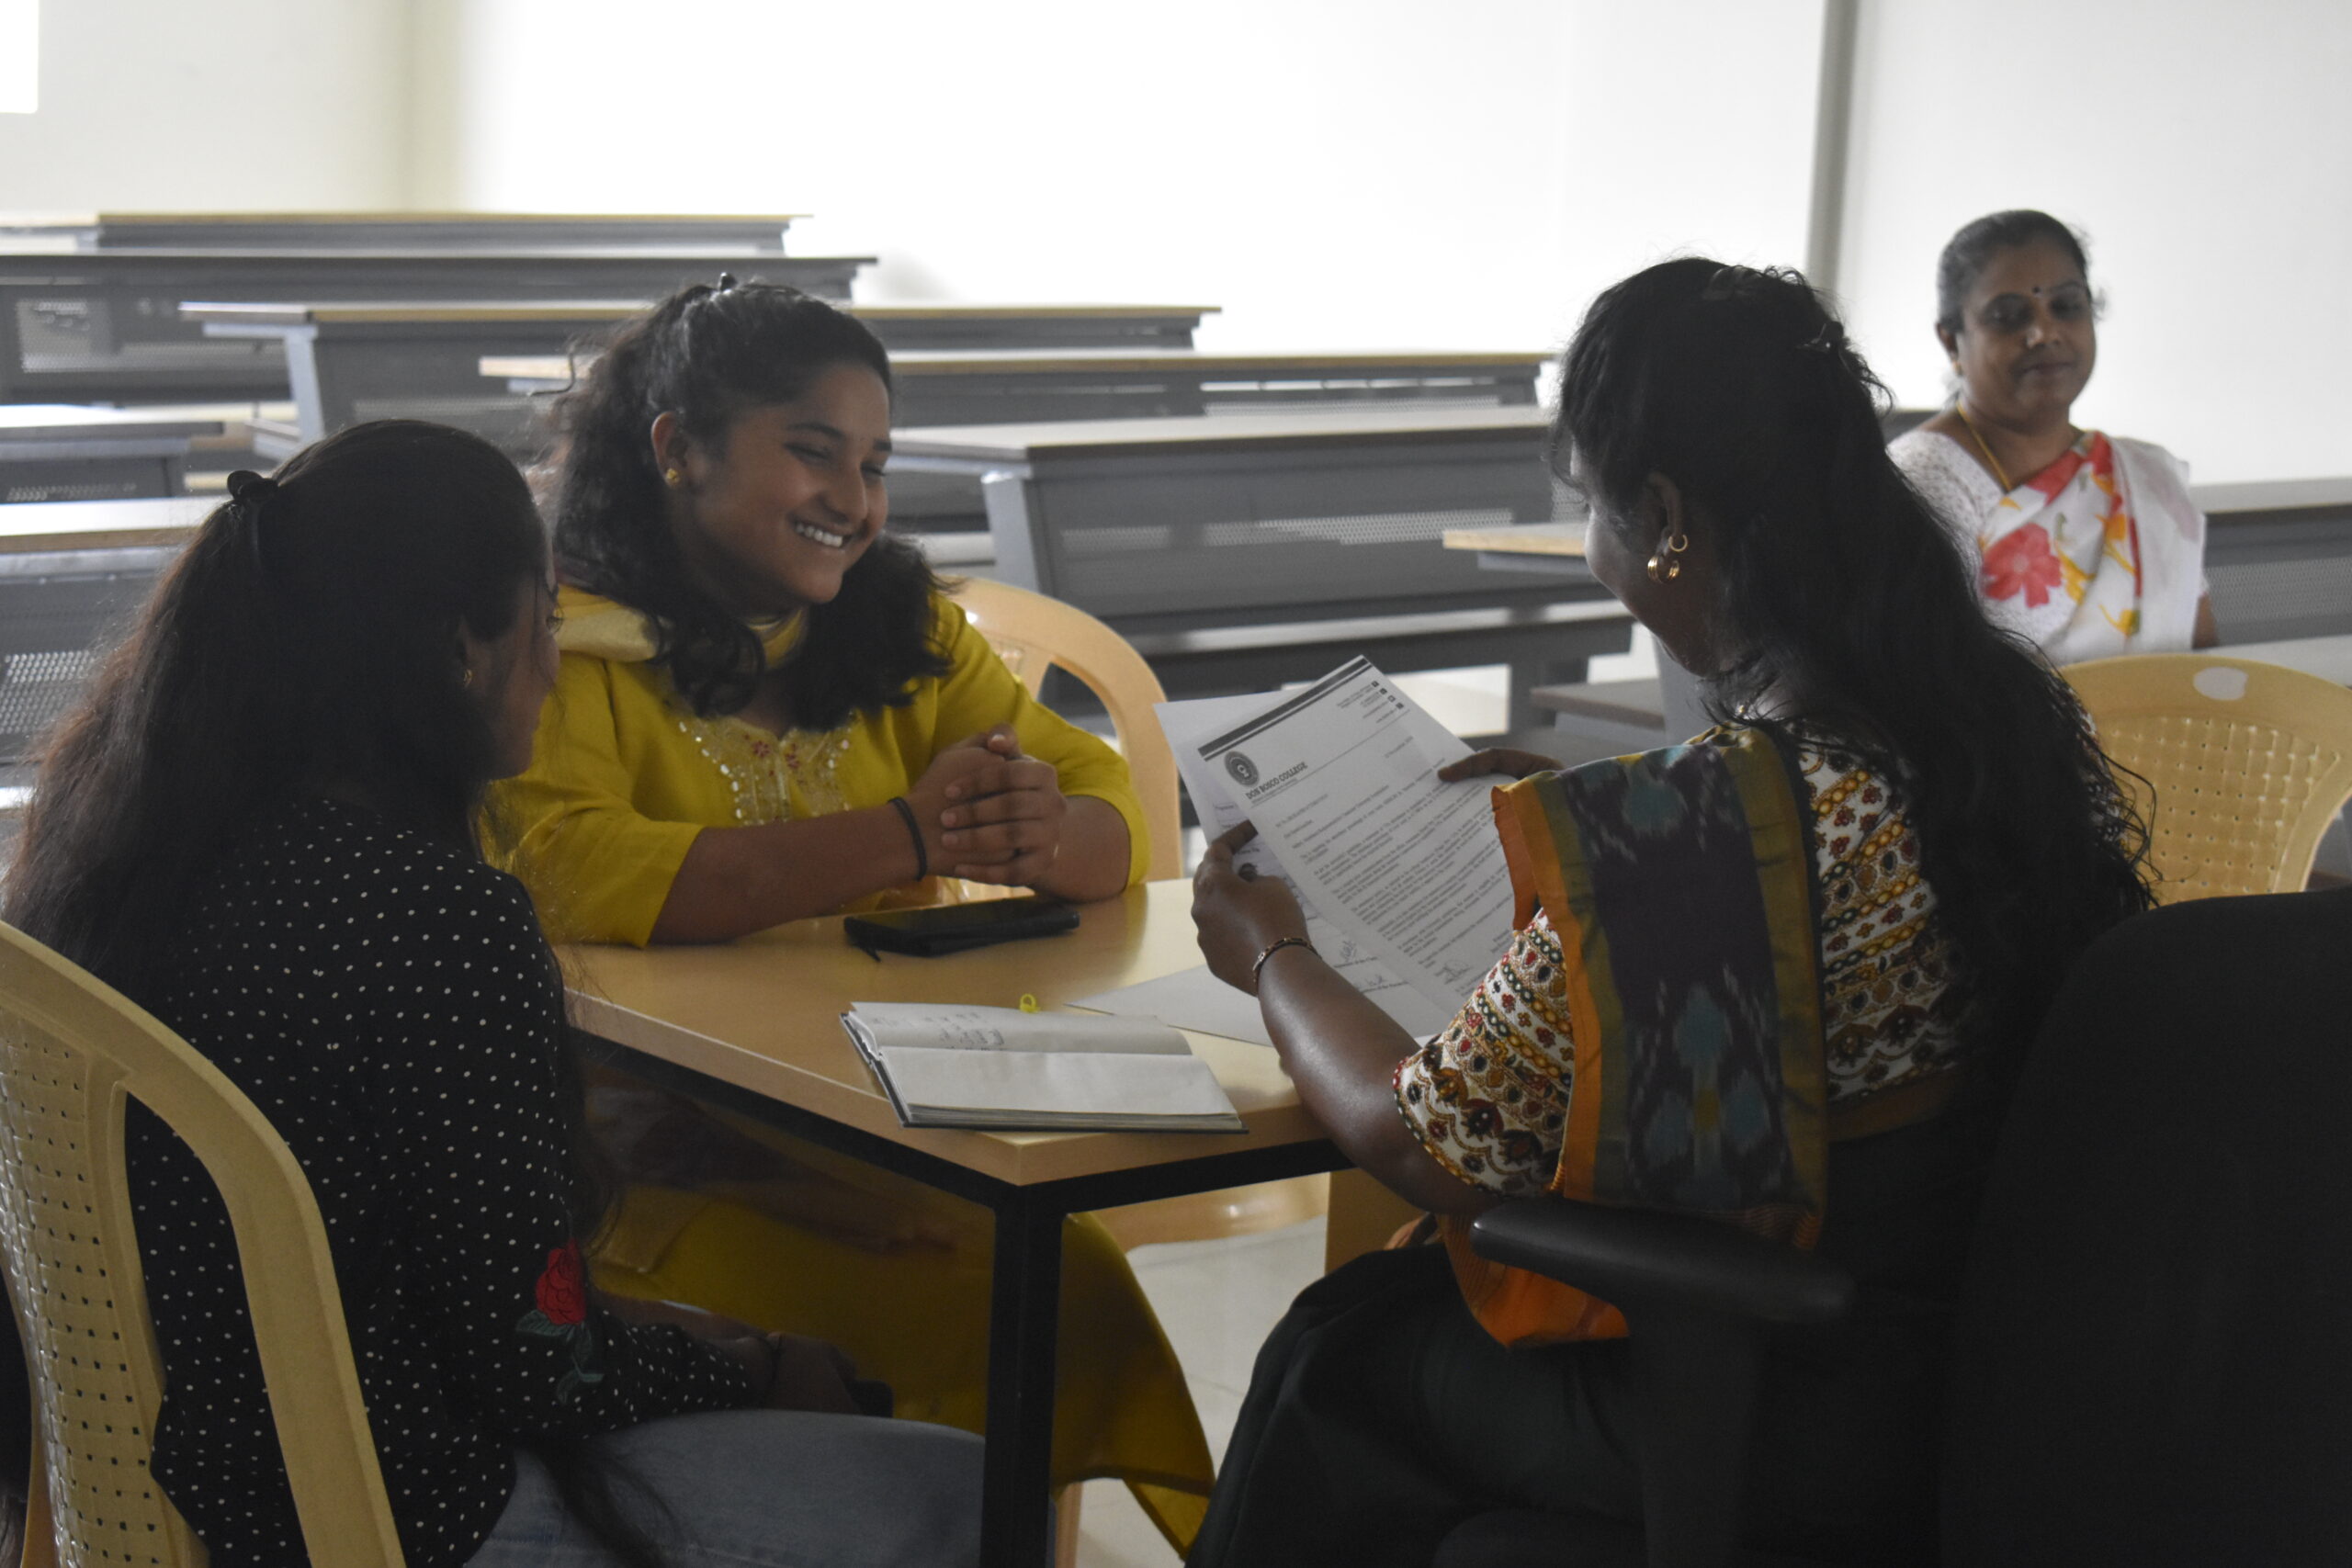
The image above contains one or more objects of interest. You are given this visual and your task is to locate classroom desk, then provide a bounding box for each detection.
[0,405,223,502]
[891,405,1632,721]
[1441,517,1588,576]
[0,210,800,252]
[0,249,869,405]
[193,301,1226,449]
[560,879,1340,1568]
[490,345,1549,423]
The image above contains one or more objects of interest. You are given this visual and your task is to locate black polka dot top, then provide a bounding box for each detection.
[125,796,754,1567]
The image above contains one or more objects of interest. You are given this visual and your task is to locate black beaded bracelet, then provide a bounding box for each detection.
[888,796,929,880]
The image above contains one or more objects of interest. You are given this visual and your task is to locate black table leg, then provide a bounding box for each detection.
[981,1190,1064,1567]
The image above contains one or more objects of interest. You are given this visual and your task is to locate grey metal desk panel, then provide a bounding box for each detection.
[0,250,868,405]
[892,407,1629,720]
[2194,476,2352,644]
[492,346,1547,425]
[0,211,799,252]
[0,407,224,503]
[190,302,1224,450]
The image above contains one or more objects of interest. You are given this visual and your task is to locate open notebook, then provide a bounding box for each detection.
[841,1002,1246,1134]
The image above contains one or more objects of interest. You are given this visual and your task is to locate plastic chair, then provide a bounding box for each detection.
[0,919,404,1567]
[956,577,1182,882]
[1436,886,2352,1566]
[953,581,1329,1249]
[2064,653,2352,901]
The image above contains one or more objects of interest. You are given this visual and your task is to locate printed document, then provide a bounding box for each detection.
[1150,660,1517,1036]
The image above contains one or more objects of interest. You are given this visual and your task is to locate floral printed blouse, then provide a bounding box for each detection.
[1396,733,1964,1197]
[126,797,755,1568]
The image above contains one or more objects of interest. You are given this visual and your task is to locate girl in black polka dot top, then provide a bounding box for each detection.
[5,423,980,1568]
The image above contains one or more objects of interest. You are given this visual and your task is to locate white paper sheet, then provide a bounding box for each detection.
[841,1003,1242,1131]
[845,1001,1186,1055]
[876,1049,1240,1122]
[1185,659,1515,1016]
[1073,965,1277,1048]
[1158,684,1453,1036]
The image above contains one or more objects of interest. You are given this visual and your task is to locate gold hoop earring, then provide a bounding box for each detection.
[461,667,475,691]
[662,467,684,488]
[1646,531,1690,583]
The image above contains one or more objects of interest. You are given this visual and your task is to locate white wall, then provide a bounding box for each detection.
[0,0,412,211]
[1837,0,2352,483]
[428,0,1821,356]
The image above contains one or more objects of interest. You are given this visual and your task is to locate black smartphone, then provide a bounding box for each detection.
[842,896,1080,958]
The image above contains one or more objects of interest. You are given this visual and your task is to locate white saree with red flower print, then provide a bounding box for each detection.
[1891,428,2207,664]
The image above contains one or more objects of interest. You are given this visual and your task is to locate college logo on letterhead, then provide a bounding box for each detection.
[1225,751,1260,787]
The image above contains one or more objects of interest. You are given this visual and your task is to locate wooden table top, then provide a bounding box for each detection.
[2197,476,2352,514]
[0,495,212,550]
[485,347,1549,384]
[1442,519,1585,556]
[892,403,1550,462]
[187,300,1221,328]
[560,880,1319,1188]
[2211,635,2352,686]
[2,210,809,231]
[0,405,226,442]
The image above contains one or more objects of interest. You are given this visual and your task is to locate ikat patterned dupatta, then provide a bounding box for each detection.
[1441,727,1828,1348]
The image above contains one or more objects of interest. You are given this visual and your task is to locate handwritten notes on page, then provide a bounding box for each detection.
[841,1003,1244,1133]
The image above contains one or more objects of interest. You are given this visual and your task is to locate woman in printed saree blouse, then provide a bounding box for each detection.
[1185,261,2154,1566]
[493,281,1212,1551]
[1890,209,2219,660]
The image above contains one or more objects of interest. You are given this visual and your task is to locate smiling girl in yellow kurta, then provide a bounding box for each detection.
[504,587,1149,944]
[490,279,1211,1552]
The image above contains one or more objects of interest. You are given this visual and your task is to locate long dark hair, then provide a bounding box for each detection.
[2,420,676,1568]
[1555,259,2152,1050]
[551,279,949,727]
[6,421,541,998]
[1935,209,2093,336]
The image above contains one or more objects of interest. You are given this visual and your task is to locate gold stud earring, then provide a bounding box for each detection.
[1646,531,1690,583]
[662,467,684,488]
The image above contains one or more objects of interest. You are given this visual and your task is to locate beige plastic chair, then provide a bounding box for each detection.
[2065,653,2352,902]
[0,919,404,1567]
[954,581,1329,1247]
[956,577,1182,882]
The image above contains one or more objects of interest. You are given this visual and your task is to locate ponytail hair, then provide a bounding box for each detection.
[6,421,543,1001]
[549,278,948,728]
[1555,259,2151,1050]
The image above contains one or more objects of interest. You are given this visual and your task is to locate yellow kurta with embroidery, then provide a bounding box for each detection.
[492,585,1207,1551]
[499,585,1150,946]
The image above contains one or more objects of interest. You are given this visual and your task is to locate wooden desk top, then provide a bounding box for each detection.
[2213,635,2352,686]
[0,495,211,550]
[1442,519,1585,556]
[561,881,1320,1188]
[0,405,225,442]
[3,210,808,230]
[893,404,1551,463]
[2197,476,2352,514]
[485,347,1548,385]
[0,212,807,253]
[187,300,1221,329]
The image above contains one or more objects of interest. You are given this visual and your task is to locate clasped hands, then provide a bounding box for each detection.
[902,724,1068,886]
[1191,745,1560,993]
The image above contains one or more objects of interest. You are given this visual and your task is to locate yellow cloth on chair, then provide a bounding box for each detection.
[589,1112,1213,1555]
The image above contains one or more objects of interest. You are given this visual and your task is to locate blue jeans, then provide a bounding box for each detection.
[467,1409,984,1568]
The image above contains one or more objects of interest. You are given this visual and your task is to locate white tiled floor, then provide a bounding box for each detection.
[1072,1216,1327,1566]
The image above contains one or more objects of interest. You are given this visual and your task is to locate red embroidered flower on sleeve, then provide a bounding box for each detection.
[1982,525,2064,608]
[518,1239,603,1404]
[534,1243,587,1325]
